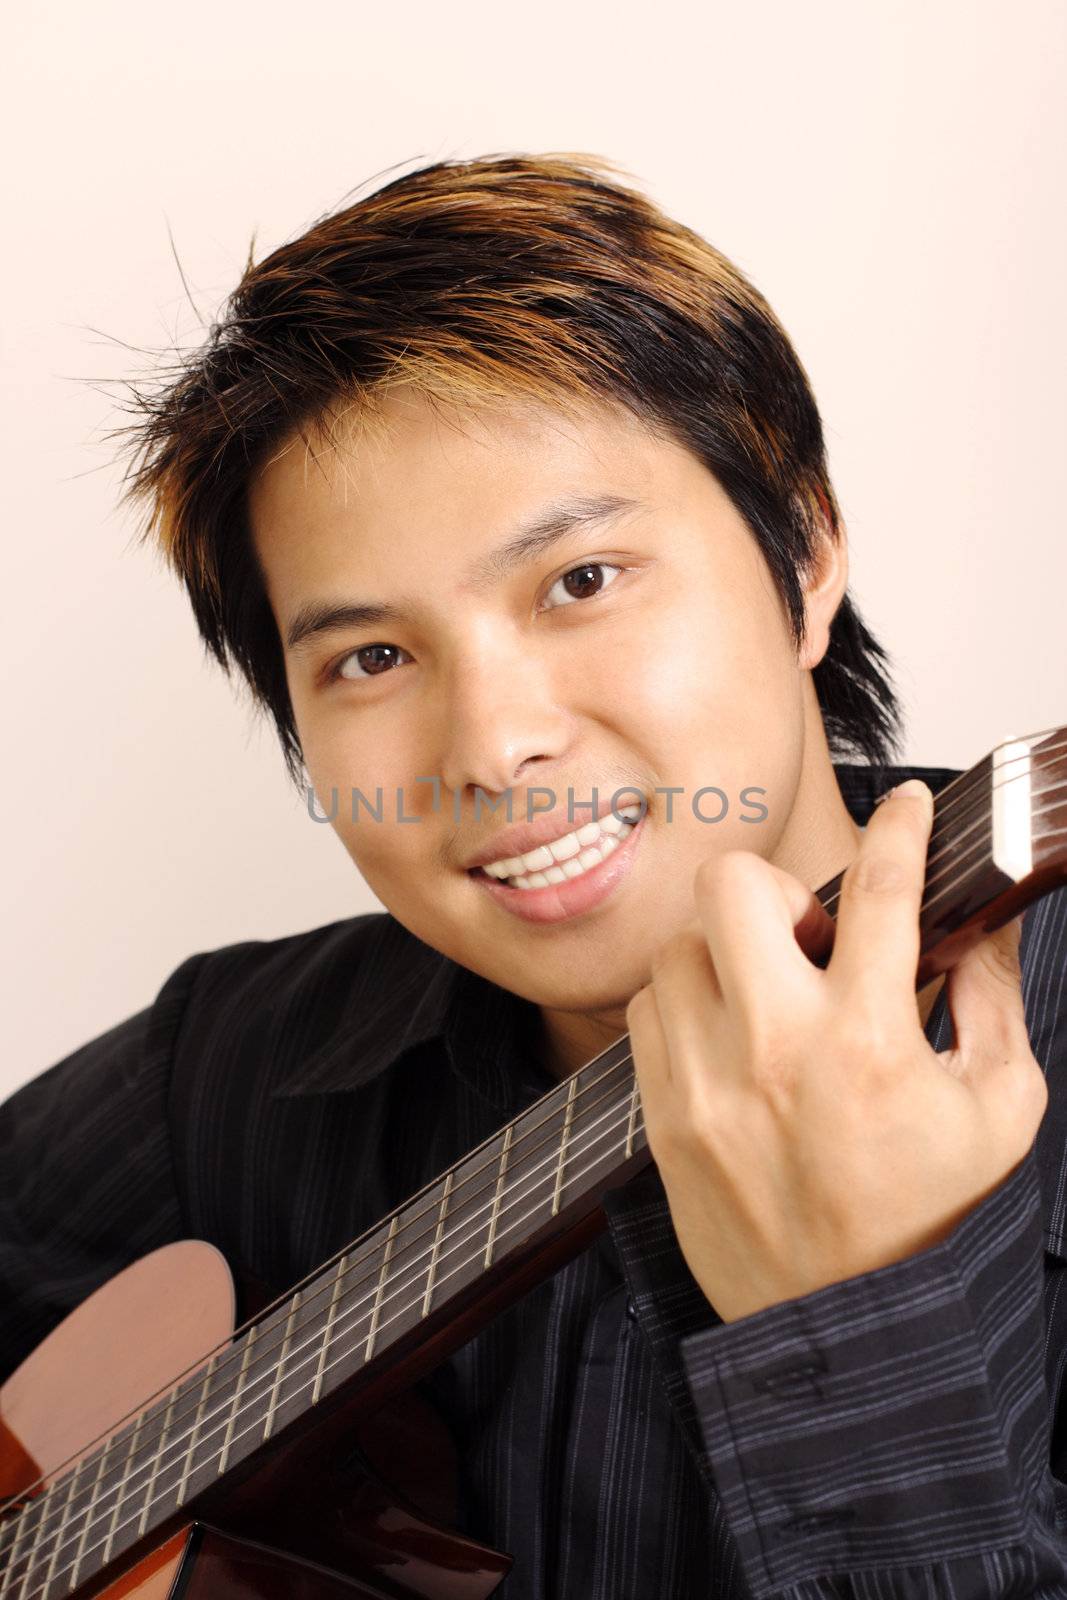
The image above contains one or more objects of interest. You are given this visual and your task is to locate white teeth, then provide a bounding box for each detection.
[478,803,646,884]
[499,824,637,890]
[522,844,555,872]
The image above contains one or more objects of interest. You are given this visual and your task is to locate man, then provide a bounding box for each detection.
[3,152,1066,1597]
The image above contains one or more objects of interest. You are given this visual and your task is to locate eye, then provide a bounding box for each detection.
[542,561,624,610]
[328,642,412,683]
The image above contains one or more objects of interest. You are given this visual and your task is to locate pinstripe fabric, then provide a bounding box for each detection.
[2,762,1067,1598]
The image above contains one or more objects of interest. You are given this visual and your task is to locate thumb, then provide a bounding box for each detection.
[945,915,1030,1064]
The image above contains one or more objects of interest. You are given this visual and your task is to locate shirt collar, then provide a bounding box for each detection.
[273,761,960,1105]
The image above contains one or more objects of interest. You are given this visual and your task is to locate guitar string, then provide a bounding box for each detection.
[12,1063,648,1600]
[0,1039,641,1582]
[6,752,1066,1584]
[4,749,1065,1578]
[5,752,1066,1585]
[14,804,1067,1600]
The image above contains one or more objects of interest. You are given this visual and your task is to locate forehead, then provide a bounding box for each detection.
[249,389,704,545]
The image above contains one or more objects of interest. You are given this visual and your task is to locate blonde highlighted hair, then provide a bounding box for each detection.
[118,151,900,786]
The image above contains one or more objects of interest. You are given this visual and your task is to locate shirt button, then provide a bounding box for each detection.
[626,1297,639,1321]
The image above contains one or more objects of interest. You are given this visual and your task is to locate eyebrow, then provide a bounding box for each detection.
[284,492,644,653]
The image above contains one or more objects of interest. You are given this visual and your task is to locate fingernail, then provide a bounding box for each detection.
[891,778,931,804]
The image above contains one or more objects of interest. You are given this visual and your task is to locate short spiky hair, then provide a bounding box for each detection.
[118,150,901,788]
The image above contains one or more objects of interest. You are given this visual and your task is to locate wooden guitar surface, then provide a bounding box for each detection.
[0,1243,510,1599]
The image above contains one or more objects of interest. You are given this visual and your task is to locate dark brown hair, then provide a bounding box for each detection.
[117,150,901,788]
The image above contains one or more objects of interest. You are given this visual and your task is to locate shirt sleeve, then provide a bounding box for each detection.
[678,1146,1067,1599]
[0,954,206,1383]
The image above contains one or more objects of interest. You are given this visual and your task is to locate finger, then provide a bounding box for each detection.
[945,916,1031,1069]
[692,851,831,1015]
[642,923,724,1090]
[827,778,933,1008]
[625,983,674,1131]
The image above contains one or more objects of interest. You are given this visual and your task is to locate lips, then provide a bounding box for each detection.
[470,811,646,925]
[463,790,647,872]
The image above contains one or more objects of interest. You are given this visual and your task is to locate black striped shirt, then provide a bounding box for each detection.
[2,762,1067,1597]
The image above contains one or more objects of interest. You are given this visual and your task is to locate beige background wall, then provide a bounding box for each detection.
[3,0,1064,1101]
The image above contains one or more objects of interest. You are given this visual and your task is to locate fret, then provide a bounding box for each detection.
[272,1280,333,1432]
[67,1445,110,1592]
[0,1494,36,1600]
[564,1047,642,1203]
[493,1092,569,1250]
[624,1078,640,1159]
[421,1173,454,1317]
[100,1410,143,1568]
[551,1075,579,1217]
[219,1325,256,1473]
[137,1391,176,1538]
[0,1509,19,1561]
[5,1477,65,1600]
[147,1368,211,1528]
[312,1255,348,1404]
[37,1474,75,1594]
[365,1214,399,1363]
[175,1354,217,1507]
[59,1445,109,1592]
[56,1422,135,1594]
[263,1293,301,1442]
[484,1124,512,1269]
[0,1511,22,1589]
[119,1393,169,1552]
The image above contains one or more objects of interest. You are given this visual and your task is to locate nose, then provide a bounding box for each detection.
[438,644,573,802]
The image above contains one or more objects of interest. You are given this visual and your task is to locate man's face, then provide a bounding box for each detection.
[249,389,821,1029]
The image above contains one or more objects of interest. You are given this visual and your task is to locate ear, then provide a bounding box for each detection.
[797,488,849,671]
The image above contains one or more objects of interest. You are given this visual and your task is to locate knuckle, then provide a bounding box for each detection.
[1010,1053,1048,1124]
[741,1015,799,1099]
[626,984,654,1025]
[985,1053,1047,1154]
[694,849,760,902]
[985,931,1024,992]
[841,852,912,901]
[833,998,904,1074]
[651,925,707,976]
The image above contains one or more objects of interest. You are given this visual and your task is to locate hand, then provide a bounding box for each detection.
[625,779,1049,1324]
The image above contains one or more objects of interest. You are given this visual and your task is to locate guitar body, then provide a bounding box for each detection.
[0,1243,511,1599]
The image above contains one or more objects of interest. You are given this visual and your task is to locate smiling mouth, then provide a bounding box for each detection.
[468,804,643,890]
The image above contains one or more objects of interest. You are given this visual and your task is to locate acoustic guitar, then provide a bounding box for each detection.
[2,728,1065,1599]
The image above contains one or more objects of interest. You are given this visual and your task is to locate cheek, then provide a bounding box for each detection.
[594,577,797,750]
[298,688,419,810]
[594,577,803,851]
[296,710,431,886]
